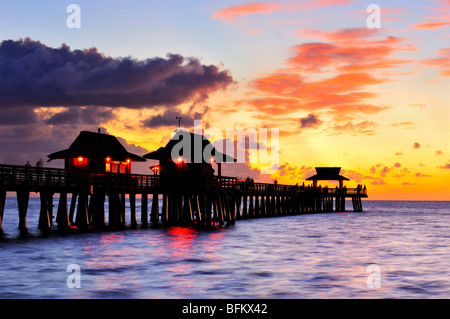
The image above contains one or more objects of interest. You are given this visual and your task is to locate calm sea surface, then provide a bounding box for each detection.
[1,198,450,299]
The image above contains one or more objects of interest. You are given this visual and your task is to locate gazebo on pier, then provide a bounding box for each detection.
[306,167,350,188]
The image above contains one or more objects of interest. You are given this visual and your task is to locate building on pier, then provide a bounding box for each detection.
[143,129,235,187]
[47,131,146,174]
[306,167,350,188]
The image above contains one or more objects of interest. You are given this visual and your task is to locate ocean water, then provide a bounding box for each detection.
[0,198,450,299]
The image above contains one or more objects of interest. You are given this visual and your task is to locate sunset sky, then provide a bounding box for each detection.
[0,0,449,200]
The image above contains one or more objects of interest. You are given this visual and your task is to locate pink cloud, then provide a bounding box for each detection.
[424,48,450,77]
[413,21,450,30]
[212,0,352,22]
[212,2,283,21]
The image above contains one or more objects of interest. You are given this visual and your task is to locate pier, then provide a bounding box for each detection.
[0,130,367,236]
[0,164,367,235]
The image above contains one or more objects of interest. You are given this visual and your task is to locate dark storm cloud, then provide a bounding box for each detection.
[299,113,322,129]
[0,38,234,108]
[142,106,209,129]
[45,107,116,125]
[0,107,37,125]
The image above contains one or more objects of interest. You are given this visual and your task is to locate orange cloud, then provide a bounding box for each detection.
[412,1,450,30]
[291,29,415,73]
[424,48,450,77]
[245,27,414,124]
[212,0,352,22]
[249,72,388,115]
[332,121,377,135]
[413,21,450,30]
[212,2,283,21]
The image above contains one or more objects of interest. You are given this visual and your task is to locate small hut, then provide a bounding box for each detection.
[47,131,146,173]
[143,129,235,181]
[306,167,350,188]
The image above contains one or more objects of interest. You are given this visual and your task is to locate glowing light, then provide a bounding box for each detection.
[210,157,215,164]
[126,159,131,164]
[78,156,84,162]
[106,157,111,163]
[177,157,184,163]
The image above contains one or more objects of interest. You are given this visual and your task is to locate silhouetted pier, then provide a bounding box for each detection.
[0,164,367,235]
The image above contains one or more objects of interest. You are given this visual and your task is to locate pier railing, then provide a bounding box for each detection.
[0,164,159,192]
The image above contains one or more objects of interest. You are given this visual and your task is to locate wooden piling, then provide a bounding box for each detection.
[17,189,29,234]
[108,192,119,229]
[119,193,126,226]
[90,192,106,229]
[183,194,193,223]
[151,193,159,224]
[161,194,167,224]
[242,194,248,219]
[75,192,89,231]
[38,191,51,232]
[254,195,260,217]
[260,195,266,217]
[56,192,70,229]
[212,194,221,223]
[352,197,362,212]
[265,195,271,216]
[235,194,241,220]
[141,193,148,228]
[248,194,254,218]
[194,194,202,223]
[48,193,54,226]
[69,193,77,224]
[0,188,6,235]
[129,193,137,228]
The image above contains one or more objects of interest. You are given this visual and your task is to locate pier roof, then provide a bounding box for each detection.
[306,167,350,181]
[47,131,146,162]
[144,129,236,163]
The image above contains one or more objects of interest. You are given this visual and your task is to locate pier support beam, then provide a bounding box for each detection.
[90,192,106,229]
[129,193,137,228]
[183,194,193,223]
[69,193,77,224]
[38,191,51,233]
[0,188,6,235]
[119,193,126,227]
[141,193,148,228]
[17,190,29,235]
[108,193,116,228]
[151,193,159,224]
[56,192,70,229]
[75,192,90,231]
[254,195,260,217]
[161,194,168,224]
[242,194,248,219]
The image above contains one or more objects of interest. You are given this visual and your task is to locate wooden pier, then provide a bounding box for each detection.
[0,164,367,235]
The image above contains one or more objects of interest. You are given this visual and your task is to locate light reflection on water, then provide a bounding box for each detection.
[1,199,450,298]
